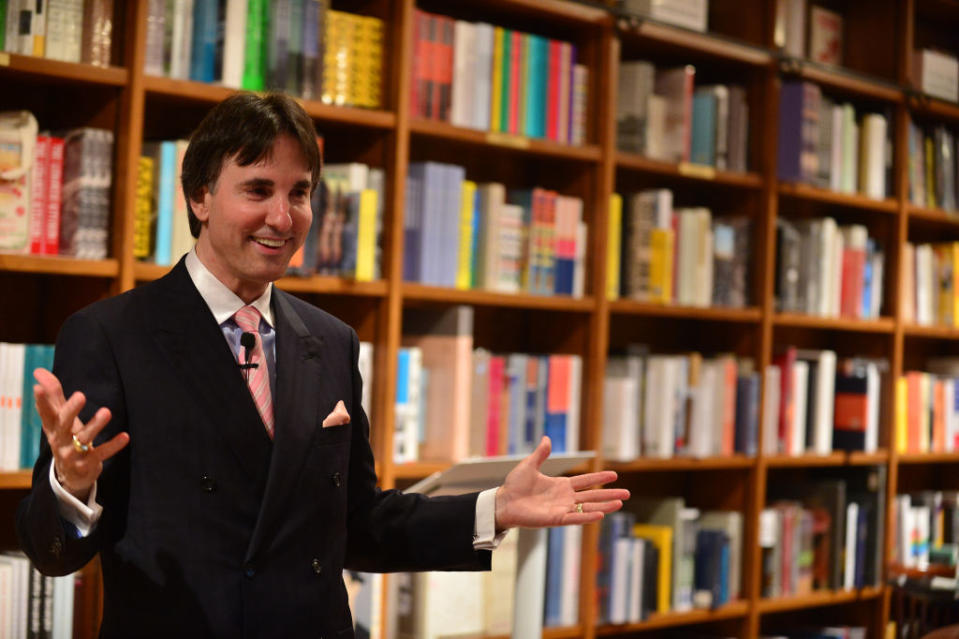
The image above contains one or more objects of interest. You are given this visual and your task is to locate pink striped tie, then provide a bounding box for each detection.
[234,305,274,437]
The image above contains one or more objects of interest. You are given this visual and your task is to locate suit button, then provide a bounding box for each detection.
[200,475,216,493]
[244,563,256,578]
[330,472,342,487]
[49,537,62,558]
[311,558,322,575]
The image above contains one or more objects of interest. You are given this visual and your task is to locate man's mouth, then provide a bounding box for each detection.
[252,237,285,248]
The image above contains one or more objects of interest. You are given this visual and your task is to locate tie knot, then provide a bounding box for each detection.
[234,305,262,334]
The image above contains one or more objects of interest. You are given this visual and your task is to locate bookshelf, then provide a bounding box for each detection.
[2,0,959,637]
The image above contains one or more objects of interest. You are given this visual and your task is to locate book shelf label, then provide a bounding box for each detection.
[486,131,531,149]
[678,162,716,180]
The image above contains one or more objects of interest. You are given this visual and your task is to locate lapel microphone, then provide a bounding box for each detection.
[238,332,260,376]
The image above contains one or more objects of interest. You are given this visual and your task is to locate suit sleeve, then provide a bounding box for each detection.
[342,330,491,573]
[16,309,130,576]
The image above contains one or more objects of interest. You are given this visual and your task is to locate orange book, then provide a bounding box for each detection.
[906,372,922,453]
[934,378,946,452]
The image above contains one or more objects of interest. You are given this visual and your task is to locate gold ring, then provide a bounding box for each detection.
[72,434,90,454]
[575,503,584,514]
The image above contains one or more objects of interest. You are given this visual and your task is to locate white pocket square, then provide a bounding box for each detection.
[322,400,351,428]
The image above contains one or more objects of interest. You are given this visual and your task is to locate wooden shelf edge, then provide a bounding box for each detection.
[764,450,888,467]
[908,206,959,227]
[595,601,749,635]
[390,461,451,480]
[143,75,396,129]
[0,470,32,490]
[782,60,903,103]
[607,456,755,472]
[0,52,127,85]
[410,119,602,161]
[490,0,608,24]
[908,94,959,123]
[615,152,763,188]
[617,18,772,67]
[608,300,762,322]
[903,323,959,339]
[0,254,119,277]
[402,283,595,311]
[773,313,895,333]
[777,182,899,213]
[898,452,959,464]
[758,586,884,614]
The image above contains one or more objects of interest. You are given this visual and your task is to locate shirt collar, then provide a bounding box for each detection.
[185,249,274,328]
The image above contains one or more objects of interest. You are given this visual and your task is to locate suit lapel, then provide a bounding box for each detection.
[246,291,328,558]
[148,261,273,484]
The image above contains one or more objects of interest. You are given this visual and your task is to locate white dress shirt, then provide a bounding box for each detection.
[53,249,505,549]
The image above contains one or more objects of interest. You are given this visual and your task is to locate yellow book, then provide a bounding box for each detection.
[490,27,504,132]
[606,193,622,300]
[920,373,931,452]
[649,227,674,304]
[895,376,908,454]
[355,188,377,281]
[133,156,155,260]
[456,180,477,290]
[952,243,959,327]
[633,524,672,614]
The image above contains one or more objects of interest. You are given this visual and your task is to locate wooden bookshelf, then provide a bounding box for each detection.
[3,1,959,638]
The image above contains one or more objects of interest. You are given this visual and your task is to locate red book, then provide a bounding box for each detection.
[839,247,865,318]
[508,30,522,135]
[486,355,506,456]
[437,16,455,122]
[410,10,426,118]
[44,136,64,255]
[934,379,946,452]
[29,135,50,255]
[545,40,561,141]
[426,13,439,119]
[774,347,797,455]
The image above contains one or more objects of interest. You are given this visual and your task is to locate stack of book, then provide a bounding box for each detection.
[2,0,113,66]
[0,553,75,639]
[775,218,884,319]
[410,9,589,145]
[775,0,844,66]
[907,120,958,213]
[617,61,749,171]
[894,491,959,572]
[608,188,752,307]
[896,358,959,454]
[404,162,587,297]
[762,349,883,456]
[603,348,759,460]
[0,342,53,471]
[903,242,959,326]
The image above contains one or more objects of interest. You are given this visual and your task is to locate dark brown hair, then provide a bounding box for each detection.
[181,92,322,238]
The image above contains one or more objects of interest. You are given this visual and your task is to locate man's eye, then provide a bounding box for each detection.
[248,187,270,198]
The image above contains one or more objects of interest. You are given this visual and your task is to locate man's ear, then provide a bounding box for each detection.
[189,186,211,223]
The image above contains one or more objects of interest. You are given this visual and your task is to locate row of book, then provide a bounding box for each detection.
[0,342,53,472]
[602,349,759,461]
[903,242,959,327]
[895,359,959,455]
[776,0,844,65]
[908,120,958,213]
[0,552,75,639]
[763,349,882,457]
[404,163,587,297]
[135,139,193,266]
[1,0,113,66]
[893,491,959,571]
[776,218,885,319]
[0,121,114,260]
[607,189,752,307]
[761,467,886,596]
[144,1,384,109]
[617,62,750,172]
[597,499,743,623]
[392,306,580,463]
[778,81,891,200]
[411,9,588,145]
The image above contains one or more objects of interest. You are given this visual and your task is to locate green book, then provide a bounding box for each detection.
[499,29,511,133]
[0,0,6,52]
[241,0,267,90]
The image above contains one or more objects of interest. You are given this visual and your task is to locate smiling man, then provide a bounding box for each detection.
[15,92,629,638]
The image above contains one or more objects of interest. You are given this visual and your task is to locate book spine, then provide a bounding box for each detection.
[43,136,63,255]
[29,134,49,255]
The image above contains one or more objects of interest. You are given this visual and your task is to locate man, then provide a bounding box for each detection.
[16,93,628,638]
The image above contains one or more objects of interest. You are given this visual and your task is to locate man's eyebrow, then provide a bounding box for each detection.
[292,179,311,190]
[238,177,273,189]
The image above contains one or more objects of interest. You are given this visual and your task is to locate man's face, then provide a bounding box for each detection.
[190,134,313,302]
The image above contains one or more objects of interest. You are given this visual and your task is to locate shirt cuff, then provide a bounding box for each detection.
[48,462,102,537]
[473,487,508,550]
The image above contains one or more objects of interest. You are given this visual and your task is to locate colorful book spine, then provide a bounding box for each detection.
[241,0,266,90]
[43,136,63,255]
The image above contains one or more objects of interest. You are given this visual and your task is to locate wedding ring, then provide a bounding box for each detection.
[72,434,91,454]
[575,503,584,514]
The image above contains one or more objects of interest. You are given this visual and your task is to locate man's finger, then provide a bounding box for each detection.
[33,368,66,404]
[569,470,619,491]
[579,500,624,514]
[574,488,631,503]
[561,511,605,526]
[93,432,130,463]
[59,391,87,435]
[528,436,551,471]
[73,407,112,445]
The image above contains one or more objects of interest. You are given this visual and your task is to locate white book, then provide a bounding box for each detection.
[450,20,474,129]
[796,349,836,455]
[858,113,887,200]
[560,524,582,626]
[51,573,74,639]
[414,571,485,639]
[0,559,11,639]
[790,360,809,456]
[358,341,374,421]
[0,553,29,639]
[643,357,671,458]
[603,364,640,461]
[914,49,959,102]
[609,537,632,624]
[645,94,667,160]
[169,0,194,80]
[472,23,494,131]
[221,0,248,88]
[914,504,931,570]
[573,220,587,298]
[45,0,83,62]
[817,217,838,316]
[688,360,718,458]
[477,183,505,291]
[627,537,645,623]
[865,360,880,453]
[566,355,582,453]
[844,502,858,589]
[829,105,844,191]
[915,244,933,325]
[484,529,517,634]
[762,365,782,455]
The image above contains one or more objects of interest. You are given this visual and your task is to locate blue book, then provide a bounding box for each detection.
[403,171,424,281]
[526,35,548,139]
[153,141,177,266]
[339,192,359,277]
[506,354,527,456]
[190,0,220,82]
[469,187,482,288]
[734,372,759,455]
[544,527,565,626]
[691,89,717,166]
[19,345,39,469]
[596,512,635,624]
